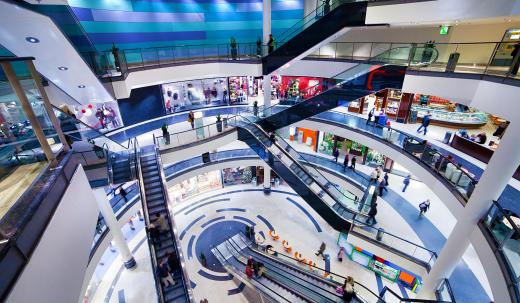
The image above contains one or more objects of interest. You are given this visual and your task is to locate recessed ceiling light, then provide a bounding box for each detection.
[58,66,68,71]
[25,37,39,43]
[78,85,85,88]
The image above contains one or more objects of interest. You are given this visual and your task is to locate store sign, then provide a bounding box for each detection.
[439,25,450,35]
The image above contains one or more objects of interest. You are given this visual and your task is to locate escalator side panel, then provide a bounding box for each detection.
[237,128,351,232]
[262,2,368,75]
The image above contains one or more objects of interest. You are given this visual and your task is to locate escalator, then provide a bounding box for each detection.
[214,233,371,303]
[235,116,364,232]
[136,144,192,303]
[263,0,367,75]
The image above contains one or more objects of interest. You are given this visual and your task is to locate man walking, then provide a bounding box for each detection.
[343,154,349,171]
[402,175,411,192]
[419,199,431,216]
[315,242,326,260]
[349,156,356,170]
[366,202,378,225]
[417,112,431,135]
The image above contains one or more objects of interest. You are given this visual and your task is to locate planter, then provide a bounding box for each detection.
[216,121,223,133]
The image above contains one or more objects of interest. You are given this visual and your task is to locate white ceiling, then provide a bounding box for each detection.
[0,1,114,104]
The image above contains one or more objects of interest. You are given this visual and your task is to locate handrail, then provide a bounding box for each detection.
[103,143,113,187]
[381,286,453,303]
[153,143,195,302]
[134,138,166,303]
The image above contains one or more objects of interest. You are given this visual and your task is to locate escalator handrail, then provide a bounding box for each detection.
[152,143,195,303]
[103,143,114,187]
[239,115,364,219]
[228,236,342,302]
[232,233,386,302]
[212,245,293,303]
[134,138,166,303]
[380,286,453,303]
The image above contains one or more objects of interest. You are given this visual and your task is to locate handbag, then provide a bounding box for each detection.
[335,286,344,295]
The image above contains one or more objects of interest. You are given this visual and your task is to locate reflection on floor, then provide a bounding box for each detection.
[0,161,46,219]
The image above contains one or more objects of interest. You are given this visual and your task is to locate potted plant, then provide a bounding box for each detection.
[161,124,170,145]
[216,114,223,132]
[230,37,238,60]
[200,252,207,267]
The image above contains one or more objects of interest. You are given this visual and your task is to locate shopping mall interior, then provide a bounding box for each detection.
[1,0,520,302]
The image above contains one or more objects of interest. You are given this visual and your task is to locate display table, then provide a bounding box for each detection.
[450,134,520,180]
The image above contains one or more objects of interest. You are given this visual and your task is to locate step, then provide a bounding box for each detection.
[146,193,164,203]
[145,181,163,191]
[164,283,186,302]
[145,187,163,196]
[143,170,159,179]
[148,199,165,209]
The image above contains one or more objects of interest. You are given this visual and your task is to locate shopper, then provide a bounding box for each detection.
[155,213,169,233]
[148,223,160,247]
[419,199,431,216]
[333,147,339,163]
[377,179,387,197]
[493,121,508,139]
[402,174,411,192]
[370,169,378,183]
[323,0,331,15]
[416,112,431,135]
[367,108,374,125]
[267,34,275,54]
[349,156,356,170]
[511,42,520,76]
[366,202,378,225]
[342,276,356,302]
[315,242,326,260]
[128,218,135,231]
[247,256,255,268]
[158,260,176,287]
[343,154,349,171]
[188,111,195,129]
[383,172,389,186]
[245,263,254,279]
[257,262,265,278]
[119,186,128,202]
[337,247,345,262]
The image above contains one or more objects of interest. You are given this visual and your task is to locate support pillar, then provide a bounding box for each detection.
[263,166,271,193]
[263,75,272,108]
[419,123,520,296]
[1,61,56,165]
[263,0,271,45]
[26,60,70,151]
[93,189,136,269]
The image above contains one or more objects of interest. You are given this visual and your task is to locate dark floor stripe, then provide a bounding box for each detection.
[187,235,196,260]
[184,198,230,215]
[201,216,226,228]
[398,282,409,299]
[216,208,246,213]
[190,280,197,289]
[286,197,322,232]
[198,269,233,281]
[259,231,265,239]
[233,216,256,226]
[180,215,206,240]
[375,273,384,294]
[117,289,125,303]
[256,215,275,231]
[228,282,246,295]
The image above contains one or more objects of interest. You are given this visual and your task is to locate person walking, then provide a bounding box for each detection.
[349,156,356,170]
[188,111,195,129]
[119,186,128,202]
[370,168,378,183]
[402,174,411,192]
[167,251,179,273]
[267,34,275,54]
[315,242,326,260]
[417,111,431,135]
[342,276,356,302]
[419,199,431,216]
[158,260,176,287]
[366,202,378,225]
[333,147,339,163]
[343,154,349,172]
[148,223,160,247]
[367,108,374,125]
[383,172,389,186]
[377,179,387,197]
[323,0,331,15]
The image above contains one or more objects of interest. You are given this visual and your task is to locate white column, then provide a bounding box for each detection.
[93,189,136,269]
[264,166,271,190]
[304,0,318,16]
[263,75,272,108]
[263,0,271,44]
[419,124,520,295]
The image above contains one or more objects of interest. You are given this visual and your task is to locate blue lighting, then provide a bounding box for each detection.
[25,37,39,43]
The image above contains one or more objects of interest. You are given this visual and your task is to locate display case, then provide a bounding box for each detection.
[412,105,488,128]
[371,259,400,281]
[348,100,362,113]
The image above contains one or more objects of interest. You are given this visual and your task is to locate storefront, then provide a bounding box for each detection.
[162,77,228,113]
[74,100,123,131]
[222,166,255,186]
[169,170,223,203]
[279,76,331,102]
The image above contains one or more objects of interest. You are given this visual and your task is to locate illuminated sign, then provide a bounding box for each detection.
[440,25,450,35]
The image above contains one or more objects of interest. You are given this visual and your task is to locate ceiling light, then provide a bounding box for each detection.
[78,85,85,88]
[25,37,39,43]
[58,66,68,71]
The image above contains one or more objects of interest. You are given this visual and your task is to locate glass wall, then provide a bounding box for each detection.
[169,170,223,203]
[162,78,228,113]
